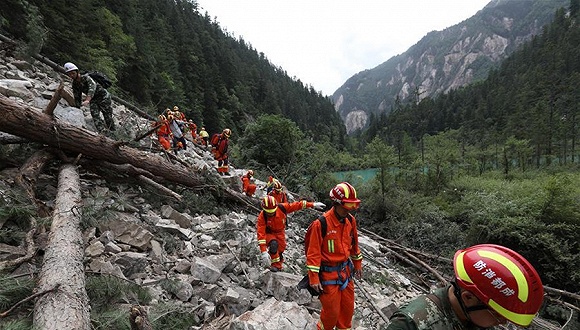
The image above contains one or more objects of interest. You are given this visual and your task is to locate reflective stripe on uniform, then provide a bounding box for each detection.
[306,265,320,272]
[351,253,363,260]
[327,239,335,253]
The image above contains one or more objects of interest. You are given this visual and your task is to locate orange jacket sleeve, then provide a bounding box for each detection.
[279,200,314,214]
[305,219,323,285]
[256,212,268,252]
[350,215,363,271]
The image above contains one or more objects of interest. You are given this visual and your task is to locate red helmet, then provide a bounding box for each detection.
[454,244,544,326]
[261,195,278,214]
[329,182,360,210]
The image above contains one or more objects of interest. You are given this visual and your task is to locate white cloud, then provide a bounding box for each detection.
[196,0,490,96]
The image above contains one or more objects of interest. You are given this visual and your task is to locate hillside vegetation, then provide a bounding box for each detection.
[355,1,580,294]
[0,0,579,328]
[0,0,346,148]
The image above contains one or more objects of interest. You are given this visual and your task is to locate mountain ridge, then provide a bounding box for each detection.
[333,0,568,134]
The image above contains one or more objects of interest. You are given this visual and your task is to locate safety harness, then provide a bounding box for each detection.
[320,258,354,290]
[317,214,355,291]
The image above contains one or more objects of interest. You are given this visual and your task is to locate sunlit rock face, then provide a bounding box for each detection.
[332,0,566,134]
[344,109,367,135]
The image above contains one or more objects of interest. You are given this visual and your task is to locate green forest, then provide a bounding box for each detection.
[1,0,579,314]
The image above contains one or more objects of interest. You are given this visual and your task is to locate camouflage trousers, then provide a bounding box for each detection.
[90,91,115,133]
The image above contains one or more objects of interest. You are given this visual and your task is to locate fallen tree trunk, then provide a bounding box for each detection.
[0,95,253,204]
[33,164,90,329]
[15,148,54,216]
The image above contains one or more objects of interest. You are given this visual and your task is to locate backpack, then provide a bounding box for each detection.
[86,71,112,89]
[210,133,221,146]
[304,214,352,258]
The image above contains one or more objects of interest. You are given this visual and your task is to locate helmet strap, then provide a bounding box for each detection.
[332,207,348,223]
[451,281,476,326]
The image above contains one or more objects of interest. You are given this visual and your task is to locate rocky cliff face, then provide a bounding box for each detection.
[333,0,568,134]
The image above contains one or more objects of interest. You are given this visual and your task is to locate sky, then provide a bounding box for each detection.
[196,0,491,97]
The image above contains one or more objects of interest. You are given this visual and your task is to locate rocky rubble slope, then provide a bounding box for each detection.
[0,52,426,329]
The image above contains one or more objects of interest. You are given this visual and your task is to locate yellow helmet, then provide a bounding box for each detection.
[223,128,232,138]
[261,195,278,213]
[173,105,179,111]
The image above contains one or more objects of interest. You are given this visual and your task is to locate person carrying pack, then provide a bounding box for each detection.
[211,128,231,175]
[302,182,363,330]
[257,196,325,272]
[268,180,288,203]
[64,62,115,134]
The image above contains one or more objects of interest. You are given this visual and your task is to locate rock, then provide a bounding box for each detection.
[98,213,153,251]
[230,297,317,330]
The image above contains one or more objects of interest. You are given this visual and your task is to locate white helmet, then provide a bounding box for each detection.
[64,62,78,73]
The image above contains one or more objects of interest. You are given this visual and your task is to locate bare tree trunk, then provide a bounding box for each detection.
[33,164,90,329]
[15,149,54,216]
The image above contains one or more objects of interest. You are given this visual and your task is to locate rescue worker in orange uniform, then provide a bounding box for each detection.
[241,170,257,197]
[154,114,172,151]
[305,182,363,330]
[265,176,277,194]
[186,119,198,142]
[268,180,288,203]
[213,128,231,175]
[257,196,325,272]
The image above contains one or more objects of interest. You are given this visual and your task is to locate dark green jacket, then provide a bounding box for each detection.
[387,285,490,330]
[72,74,106,108]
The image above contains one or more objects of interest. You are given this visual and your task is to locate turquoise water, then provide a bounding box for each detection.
[333,168,379,184]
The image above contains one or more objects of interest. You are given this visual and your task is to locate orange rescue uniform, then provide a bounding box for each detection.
[155,120,172,151]
[241,174,257,196]
[268,189,288,203]
[306,208,363,330]
[212,134,229,174]
[256,200,315,270]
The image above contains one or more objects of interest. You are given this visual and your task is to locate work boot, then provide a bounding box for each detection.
[269,266,279,272]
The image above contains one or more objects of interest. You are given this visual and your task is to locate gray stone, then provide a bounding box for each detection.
[85,240,105,257]
[114,251,149,278]
[230,297,317,330]
[190,256,222,283]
